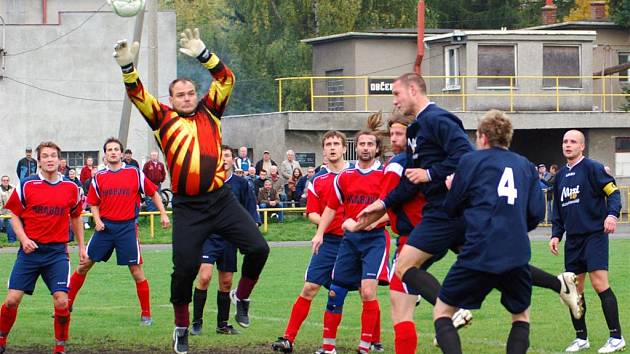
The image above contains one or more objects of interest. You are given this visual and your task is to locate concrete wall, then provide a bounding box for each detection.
[0,0,105,24]
[0,8,176,182]
[591,28,630,111]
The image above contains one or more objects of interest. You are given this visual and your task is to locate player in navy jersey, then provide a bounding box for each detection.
[1,141,85,354]
[66,138,170,326]
[191,146,261,336]
[550,130,624,353]
[315,125,389,354]
[434,110,545,354]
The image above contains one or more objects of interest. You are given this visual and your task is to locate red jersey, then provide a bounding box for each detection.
[87,167,157,221]
[381,154,425,236]
[328,161,385,226]
[5,173,82,244]
[306,163,352,236]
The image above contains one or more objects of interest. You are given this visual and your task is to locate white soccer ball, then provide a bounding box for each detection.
[108,0,146,17]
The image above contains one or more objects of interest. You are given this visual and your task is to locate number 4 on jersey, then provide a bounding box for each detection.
[497,167,517,205]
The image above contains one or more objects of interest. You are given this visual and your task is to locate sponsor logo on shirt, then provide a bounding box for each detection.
[561,185,580,207]
[32,205,65,216]
[101,188,131,197]
[346,194,378,205]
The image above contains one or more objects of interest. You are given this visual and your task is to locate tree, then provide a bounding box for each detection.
[565,0,608,21]
[610,0,630,27]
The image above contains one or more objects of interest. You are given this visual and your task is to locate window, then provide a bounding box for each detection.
[62,151,99,170]
[477,45,515,87]
[344,137,356,162]
[615,137,630,152]
[619,53,630,83]
[615,137,630,176]
[543,45,581,88]
[444,46,460,89]
[326,69,344,111]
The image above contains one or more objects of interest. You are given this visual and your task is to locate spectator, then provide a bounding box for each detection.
[546,164,559,219]
[58,159,70,177]
[280,150,301,182]
[123,149,140,169]
[297,166,315,207]
[16,147,37,181]
[67,169,82,188]
[285,167,303,206]
[254,169,268,193]
[247,167,256,178]
[0,175,16,243]
[257,179,282,223]
[538,163,552,183]
[235,146,252,174]
[143,151,167,211]
[82,166,99,230]
[79,157,95,185]
[255,151,277,176]
[314,156,329,174]
[234,168,245,177]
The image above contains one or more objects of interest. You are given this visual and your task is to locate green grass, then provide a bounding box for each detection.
[0,239,629,353]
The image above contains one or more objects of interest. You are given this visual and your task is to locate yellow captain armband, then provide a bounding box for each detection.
[603,182,618,196]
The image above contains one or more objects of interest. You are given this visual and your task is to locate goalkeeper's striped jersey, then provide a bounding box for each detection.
[122,54,235,196]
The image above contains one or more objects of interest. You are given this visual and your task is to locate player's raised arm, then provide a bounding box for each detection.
[113,40,166,130]
[179,28,235,118]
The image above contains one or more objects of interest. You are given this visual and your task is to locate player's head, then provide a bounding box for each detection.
[392,73,428,116]
[169,78,197,116]
[388,111,414,154]
[476,110,513,150]
[354,111,383,162]
[321,130,347,164]
[36,141,61,174]
[562,129,585,161]
[102,137,124,165]
[222,145,234,172]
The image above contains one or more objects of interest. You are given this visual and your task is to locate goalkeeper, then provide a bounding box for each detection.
[112,29,270,354]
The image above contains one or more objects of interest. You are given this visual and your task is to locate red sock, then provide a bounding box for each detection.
[68,272,87,309]
[360,300,380,352]
[394,321,417,354]
[173,304,190,327]
[284,296,312,342]
[322,311,342,351]
[135,279,151,317]
[372,305,381,343]
[53,307,70,343]
[0,304,18,339]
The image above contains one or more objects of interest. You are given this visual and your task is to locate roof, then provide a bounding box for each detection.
[302,29,451,45]
[525,21,623,31]
[424,29,597,43]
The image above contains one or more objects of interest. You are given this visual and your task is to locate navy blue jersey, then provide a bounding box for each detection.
[383,104,473,209]
[225,173,261,224]
[444,147,545,273]
[552,157,621,238]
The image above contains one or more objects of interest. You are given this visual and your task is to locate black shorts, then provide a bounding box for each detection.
[565,231,608,274]
[406,206,465,256]
[200,234,238,273]
[439,263,532,314]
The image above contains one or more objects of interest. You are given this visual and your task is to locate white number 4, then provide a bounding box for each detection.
[497,167,517,205]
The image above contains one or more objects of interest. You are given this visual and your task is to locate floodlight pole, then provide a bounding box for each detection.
[147,0,159,155]
[414,1,425,75]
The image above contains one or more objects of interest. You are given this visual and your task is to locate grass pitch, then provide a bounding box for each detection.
[0,234,628,353]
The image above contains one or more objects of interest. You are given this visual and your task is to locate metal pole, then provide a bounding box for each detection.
[147,0,158,155]
[0,15,6,77]
[117,5,146,147]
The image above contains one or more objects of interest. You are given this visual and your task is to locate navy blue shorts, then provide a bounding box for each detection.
[9,243,70,295]
[406,206,465,257]
[439,263,532,314]
[87,219,142,266]
[305,234,342,288]
[565,232,608,274]
[200,234,238,273]
[332,228,389,290]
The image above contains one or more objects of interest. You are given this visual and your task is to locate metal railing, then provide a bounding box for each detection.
[276,75,630,112]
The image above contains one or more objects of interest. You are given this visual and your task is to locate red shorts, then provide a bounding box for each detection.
[388,236,420,295]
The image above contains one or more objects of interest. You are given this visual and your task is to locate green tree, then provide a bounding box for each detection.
[610,0,630,27]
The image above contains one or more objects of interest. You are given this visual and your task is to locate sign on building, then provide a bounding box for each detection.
[368,78,394,95]
[296,152,316,167]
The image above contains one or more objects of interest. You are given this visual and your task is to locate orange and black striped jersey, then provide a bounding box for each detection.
[122,54,235,196]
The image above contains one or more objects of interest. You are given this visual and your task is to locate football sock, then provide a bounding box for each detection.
[401,267,440,305]
[53,307,70,343]
[235,276,257,300]
[359,300,379,352]
[394,321,417,354]
[135,279,151,317]
[571,294,588,340]
[530,265,561,293]
[598,288,622,339]
[284,295,312,342]
[192,288,207,324]
[322,311,342,351]
[173,303,190,327]
[506,321,530,354]
[0,304,18,339]
[68,272,87,309]
[372,304,381,343]
[435,316,462,354]
[217,290,231,327]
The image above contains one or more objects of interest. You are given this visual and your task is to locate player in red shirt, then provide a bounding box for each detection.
[0,141,86,354]
[67,138,170,326]
[315,127,389,354]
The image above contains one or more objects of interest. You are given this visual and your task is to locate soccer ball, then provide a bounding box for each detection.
[108,0,146,17]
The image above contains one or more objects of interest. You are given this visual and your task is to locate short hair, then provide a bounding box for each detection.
[260,169,268,175]
[124,149,132,154]
[221,145,233,157]
[1,175,9,181]
[550,164,559,171]
[477,110,513,148]
[387,111,415,129]
[169,78,195,96]
[103,137,124,152]
[395,73,427,94]
[36,141,61,160]
[321,130,347,148]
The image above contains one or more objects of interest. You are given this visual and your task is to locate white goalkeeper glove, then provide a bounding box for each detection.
[179,28,210,61]
[113,39,140,67]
